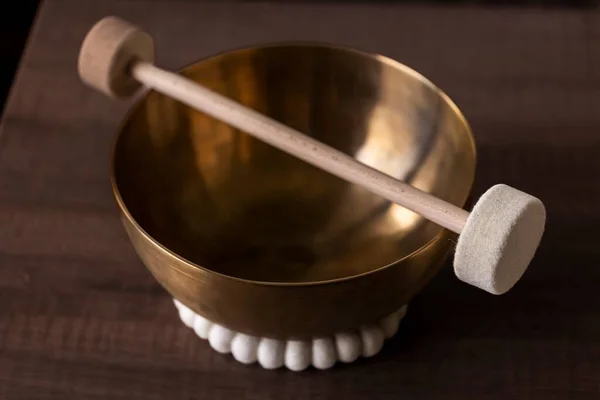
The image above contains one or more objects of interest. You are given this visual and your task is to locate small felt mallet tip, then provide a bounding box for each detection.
[454,184,546,295]
[77,16,155,98]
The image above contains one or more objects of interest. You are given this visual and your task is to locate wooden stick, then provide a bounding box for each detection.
[131,62,469,234]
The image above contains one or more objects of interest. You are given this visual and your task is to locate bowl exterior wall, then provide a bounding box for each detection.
[122,213,455,339]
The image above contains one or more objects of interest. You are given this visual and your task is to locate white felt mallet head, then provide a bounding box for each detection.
[78,16,154,98]
[454,184,546,295]
[77,16,547,296]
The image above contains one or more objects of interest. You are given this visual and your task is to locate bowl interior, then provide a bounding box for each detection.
[113,44,475,283]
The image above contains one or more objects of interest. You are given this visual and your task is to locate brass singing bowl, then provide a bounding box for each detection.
[112,43,476,339]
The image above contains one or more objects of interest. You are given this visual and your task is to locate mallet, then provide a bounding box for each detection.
[78,16,546,295]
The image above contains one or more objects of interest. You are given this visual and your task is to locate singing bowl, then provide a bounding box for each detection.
[112,43,476,339]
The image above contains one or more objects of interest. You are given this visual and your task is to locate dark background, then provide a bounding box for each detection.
[0,0,597,114]
[0,1,40,115]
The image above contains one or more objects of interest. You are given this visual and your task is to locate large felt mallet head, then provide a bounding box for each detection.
[77,16,547,296]
[454,184,546,295]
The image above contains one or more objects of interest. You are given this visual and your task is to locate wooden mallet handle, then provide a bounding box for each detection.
[131,62,470,234]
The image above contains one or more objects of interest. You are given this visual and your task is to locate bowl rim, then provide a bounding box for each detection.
[110,40,477,287]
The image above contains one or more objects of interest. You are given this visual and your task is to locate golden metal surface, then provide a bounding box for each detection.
[112,43,476,339]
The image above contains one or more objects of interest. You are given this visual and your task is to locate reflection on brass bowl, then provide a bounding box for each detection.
[112,43,476,339]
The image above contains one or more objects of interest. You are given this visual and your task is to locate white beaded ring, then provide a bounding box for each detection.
[174,299,407,371]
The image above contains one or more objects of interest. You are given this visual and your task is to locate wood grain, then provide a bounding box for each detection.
[1,0,600,398]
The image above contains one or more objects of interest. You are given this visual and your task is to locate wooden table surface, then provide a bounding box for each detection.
[1,0,600,398]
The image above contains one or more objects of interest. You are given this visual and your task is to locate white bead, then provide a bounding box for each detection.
[192,314,213,340]
[257,338,285,369]
[285,340,311,371]
[231,334,260,364]
[312,337,337,370]
[335,332,361,363]
[173,298,183,310]
[379,307,406,339]
[208,325,235,354]
[177,304,195,328]
[360,325,384,357]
